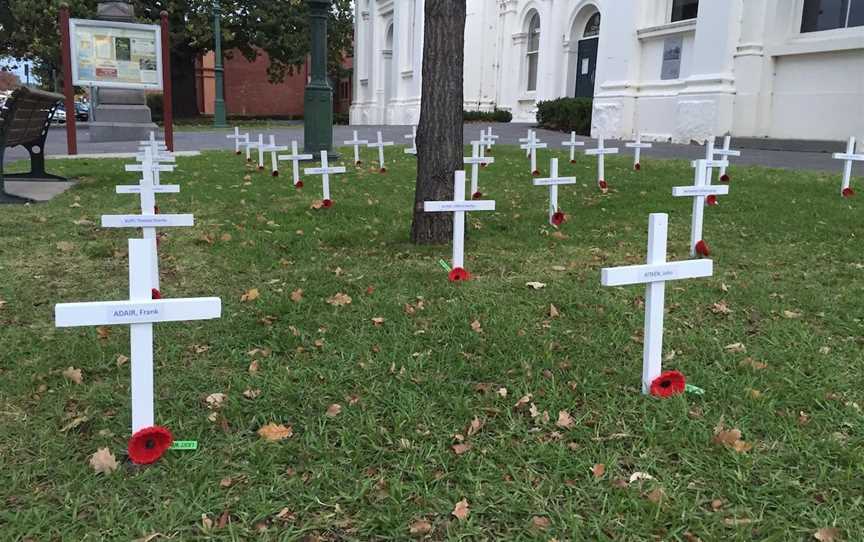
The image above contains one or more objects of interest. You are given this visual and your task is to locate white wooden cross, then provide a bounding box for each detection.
[404,126,417,156]
[585,135,620,191]
[675,159,730,257]
[833,137,864,197]
[55,238,221,433]
[473,130,490,163]
[519,129,535,157]
[226,127,249,156]
[367,131,395,172]
[278,141,314,188]
[713,135,741,183]
[482,127,499,154]
[562,131,585,164]
[262,135,289,177]
[248,134,266,170]
[344,130,369,166]
[303,150,346,206]
[520,131,547,176]
[601,213,713,394]
[135,145,174,187]
[625,134,653,171]
[423,170,496,277]
[464,141,495,199]
[140,132,167,153]
[533,158,576,227]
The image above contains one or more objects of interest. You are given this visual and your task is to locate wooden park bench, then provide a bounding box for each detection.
[0,86,67,203]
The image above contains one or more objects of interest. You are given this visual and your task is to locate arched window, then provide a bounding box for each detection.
[584,13,601,38]
[526,13,541,91]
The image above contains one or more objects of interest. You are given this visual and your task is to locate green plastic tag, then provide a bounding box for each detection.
[170,440,198,451]
[685,384,705,396]
[438,259,452,273]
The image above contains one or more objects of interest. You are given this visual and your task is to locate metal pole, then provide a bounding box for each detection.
[59,4,78,155]
[303,0,336,158]
[212,0,227,127]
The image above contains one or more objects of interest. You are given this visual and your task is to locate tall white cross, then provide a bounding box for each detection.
[262,135,289,177]
[404,126,417,156]
[464,141,495,199]
[562,131,585,164]
[303,150,346,206]
[140,132,167,153]
[55,238,221,433]
[585,135,620,191]
[482,127,499,154]
[601,213,713,394]
[135,144,174,187]
[344,130,369,165]
[367,131,395,172]
[833,137,864,197]
[278,141,314,188]
[519,129,535,157]
[520,131,548,176]
[625,134,653,171]
[248,134,266,170]
[533,158,576,227]
[714,136,741,183]
[226,127,249,156]
[674,159,730,257]
[423,170,496,278]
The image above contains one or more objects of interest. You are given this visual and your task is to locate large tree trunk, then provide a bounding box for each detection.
[410,0,466,244]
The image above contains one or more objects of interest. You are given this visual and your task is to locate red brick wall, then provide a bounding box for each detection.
[224,50,308,118]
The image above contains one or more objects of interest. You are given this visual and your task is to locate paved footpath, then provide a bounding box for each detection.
[6,123,845,173]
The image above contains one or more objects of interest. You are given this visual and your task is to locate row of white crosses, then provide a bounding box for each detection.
[833,136,863,198]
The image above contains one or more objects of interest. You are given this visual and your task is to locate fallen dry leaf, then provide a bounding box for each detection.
[89,447,119,474]
[497,387,508,398]
[713,427,752,453]
[711,301,732,315]
[470,319,483,333]
[409,519,433,536]
[116,354,129,367]
[56,241,75,252]
[549,304,560,318]
[646,487,665,504]
[96,326,111,340]
[206,393,227,409]
[531,516,551,530]
[451,499,470,520]
[243,388,262,400]
[813,527,842,541]
[326,292,352,306]
[467,417,484,437]
[525,281,546,290]
[452,443,472,455]
[783,310,803,319]
[629,472,655,483]
[63,367,83,385]
[514,394,533,409]
[591,463,606,479]
[241,288,260,302]
[290,289,303,303]
[556,410,575,429]
[740,357,768,370]
[248,359,260,374]
[371,317,385,327]
[257,423,293,441]
[325,403,342,417]
[724,343,747,354]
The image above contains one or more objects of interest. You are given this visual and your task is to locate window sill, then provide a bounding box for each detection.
[518,92,537,103]
[400,69,414,79]
[636,20,697,40]
[769,28,864,57]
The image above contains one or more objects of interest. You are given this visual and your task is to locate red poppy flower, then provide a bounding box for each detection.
[481,163,488,169]
[706,195,718,206]
[634,162,641,171]
[128,425,173,465]
[151,288,162,300]
[842,187,855,198]
[322,199,333,208]
[551,211,566,226]
[235,151,242,156]
[695,240,710,257]
[154,206,160,215]
[257,165,265,171]
[271,170,279,177]
[295,180,304,189]
[570,159,577,164]
[472,191,483,200]
[246,158,251,163]
[355,160,362,166]
[720,173,730,183]
[448,267,471,282]
[649,371,686,398]
[532,170,541,177]
[380,167,387,174]
[598,179,608,191]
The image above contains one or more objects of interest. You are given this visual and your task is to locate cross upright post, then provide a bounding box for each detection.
[533,158,576,227]
[833,137,864,197]
[483,127,499,154]
[367,131,395,172]
[247,134,266,171]
[714,136,741,183]
[263,135,289,177]
[625,133,653,171]
[344,130,369,165]
[520,131,548,176]
[226,127,247,155]
[404,126,418,155]
[303,150,347,207]
[464,141,495,199]
[675,159,729,257]
[562,131,585,164]
[278,141,314,188]
[585,135,620,191]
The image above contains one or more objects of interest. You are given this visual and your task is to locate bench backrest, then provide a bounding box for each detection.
[0,86,64,149]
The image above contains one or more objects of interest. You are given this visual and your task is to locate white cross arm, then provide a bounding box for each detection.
[344,139,368,145]
[715,149,741,157]
[116,185,181,194]
[139,139,166,146]
[586,148,620,156]
[691,159,729,169]
[520,143,549,150]
[102,214,195,228]
[533,177,576,187]
[264,145,289,153]
[464,156,495,165]
[601,260,713,287]
[304,166,347,175]
[135,154,175,163]
[278,153,314,161]
[672,185,730,197]
[833,152,864,161]
[126,163,175,173]
[626,142,653,149]
[563,140,585,146]
[56,298,221,328]
[369,141,395,147]
[424,201,496,212]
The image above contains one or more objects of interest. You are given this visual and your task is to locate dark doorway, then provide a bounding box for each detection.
[575,38,598,98]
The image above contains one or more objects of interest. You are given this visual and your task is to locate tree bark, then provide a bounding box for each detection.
[410,0,466,244]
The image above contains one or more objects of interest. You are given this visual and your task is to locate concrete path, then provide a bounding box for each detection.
[4,123,848,174]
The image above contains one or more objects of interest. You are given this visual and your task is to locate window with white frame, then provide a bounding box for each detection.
[801,0,864,32]
[526,13,540,91]
[671,0,699,22]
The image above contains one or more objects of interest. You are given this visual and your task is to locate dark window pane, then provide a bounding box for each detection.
[527,54,538,91]
[801,0,849,32]
[849,0,864,27]
[584,13,601,37]
[671,0,699,22]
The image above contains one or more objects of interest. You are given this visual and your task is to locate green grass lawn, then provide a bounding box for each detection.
[1,146,862,540]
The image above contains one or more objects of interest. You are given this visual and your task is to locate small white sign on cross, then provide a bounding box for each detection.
[533,158,576,227]
[247,134,267,170]
[601,213,713,394]
[344,130,369,166]
[464,141,495,199]
[226,127,249,156]
[713,135,741,183]
[423,170,496,281]
[404,126,417,156]
[367,131,395,172]
[262,135,289,177]
[303,150,346,207]
[520,131,548,176]
[833,136,864,197]
[625,134,653,171]
[562,131,585,164]
[675,159,730,257]
[55,238,221,438]
[585,135,620,191]
[278,141,314,188]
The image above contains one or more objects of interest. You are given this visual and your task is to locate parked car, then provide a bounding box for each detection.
[52,106,67,124]
[74,102,89,121]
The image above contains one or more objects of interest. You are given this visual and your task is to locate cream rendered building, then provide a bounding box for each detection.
[350,0,864,143]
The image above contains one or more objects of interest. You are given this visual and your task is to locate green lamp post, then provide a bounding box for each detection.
[304,0,337,158]
[212,0,227,128]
